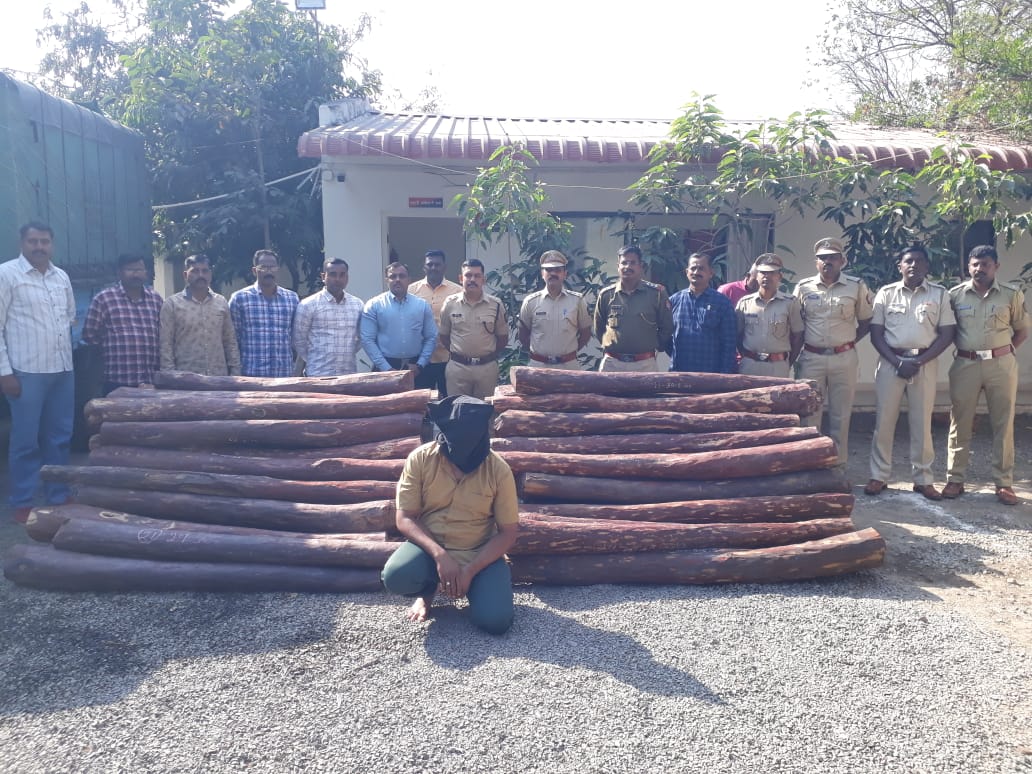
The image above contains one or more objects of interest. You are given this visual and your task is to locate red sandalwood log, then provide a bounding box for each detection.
[525,493,855,522]
[200,437,422,460]
[491,427,818,454]
[151,369,415,395]
[509,366,795,396]
[493,410,799,437]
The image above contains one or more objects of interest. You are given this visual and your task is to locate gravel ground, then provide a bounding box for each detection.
[0,415,1030,773]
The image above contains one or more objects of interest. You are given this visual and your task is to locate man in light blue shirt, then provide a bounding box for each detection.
[360,262,438,378]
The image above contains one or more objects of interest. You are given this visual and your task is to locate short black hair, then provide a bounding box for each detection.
[424,250,446,261]
[117,253,147,270]
[19,221,53,239]
[899,242,929,262]
[687,252,714,268]
[323,257,349,271]
[968,244,998,263]
[253,249,279,266]
[461,258,486,273]
[385,261,409,276]
[618,245,643,261]
[184,254,212,270]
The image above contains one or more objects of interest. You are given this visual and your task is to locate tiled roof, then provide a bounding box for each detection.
[297,102,1032,172]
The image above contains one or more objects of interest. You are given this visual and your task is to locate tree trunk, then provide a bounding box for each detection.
[72,485,390,533]
[3,544,383,593]
[96,414,423,449]
[509,366,795,396]
[509,528,886,585]
[524,492,855,523]
[44,465,396,504]
[86,446,405,481]
[521,468,850,503]
[491,427,818,455]
[493,410,799,437]
[151,369,415,395]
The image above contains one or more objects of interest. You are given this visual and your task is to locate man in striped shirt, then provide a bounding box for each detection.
[294,257,364,376]
[0,222,76,521]
[229,250,300,377]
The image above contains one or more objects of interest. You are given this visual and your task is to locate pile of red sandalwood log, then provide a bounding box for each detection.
[3,367,884,593]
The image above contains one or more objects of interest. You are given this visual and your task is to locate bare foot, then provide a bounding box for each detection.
[405,595,434,623]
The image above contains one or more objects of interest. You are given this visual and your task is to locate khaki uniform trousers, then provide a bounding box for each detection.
[947,354,1018,487]
[870,357,938,485]
[529,359,580,371]
[599,355,657,373]
[738,358,791,378]
[797,348,859,466]
[445,360,499,400]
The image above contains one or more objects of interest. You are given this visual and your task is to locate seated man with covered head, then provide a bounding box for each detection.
[381,395,519,634]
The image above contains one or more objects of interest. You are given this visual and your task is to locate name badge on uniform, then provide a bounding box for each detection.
[535,309,547,317]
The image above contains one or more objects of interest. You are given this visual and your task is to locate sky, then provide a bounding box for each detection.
[0,0,841,120]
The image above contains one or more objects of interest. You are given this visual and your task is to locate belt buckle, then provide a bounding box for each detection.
[902,348,920,357]
[468,356,482,365]
[545,355,561,364]
[617,354,635,363]
[756,352,770,362]
[976,349,993,360]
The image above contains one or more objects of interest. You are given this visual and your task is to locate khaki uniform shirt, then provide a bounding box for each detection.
[519,288,590,357]
[872,280,955,350]
[410,278,463,364]
[736,292,804,354]
[159,289,241,375]
[439,293,507,358]
[593,281,674,354]
[949,279,1029,352]
[396,443,519,566]
[794,274,874,348]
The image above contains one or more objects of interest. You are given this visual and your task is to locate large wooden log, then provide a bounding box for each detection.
[509,366,795,396]
[499,437,837,480]
[512,516,854,553]
[86,446,405,481]
[151,369,414,395]
[525,493,855,523]
[510,528,886,584]
[494,410,799,437]
[97,414,423,449]
[73,485,390,533]
[186,437,423,460]
[521,468,850,503]
[51,518,397,568]
[108,387,349,400]
[86,389,431,423]
[44,465,396,504]
[3,544,383,593]
[491,427,818,455]
[490,382,820,416]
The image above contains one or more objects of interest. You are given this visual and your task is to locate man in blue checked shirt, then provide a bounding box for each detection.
[360,262,438,378]
[229,250,300,377]
[667,253,737,373]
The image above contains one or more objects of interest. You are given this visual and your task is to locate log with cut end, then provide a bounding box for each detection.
[86,389,431,423]
[499,437,837,480]
[51,517,396,568]
[73,485,390,533]
[526,492,854,523]
[3,544,383,593]
[521,468,850,503]
[510,528,885,585]
[512,515,854,553]
[151,369,415,395]
[97,414,423,449]
[491,427,818,455]
[490,382,820,416]
[87,446,405,481]
[509,366,794,396]
[494,410,799,437]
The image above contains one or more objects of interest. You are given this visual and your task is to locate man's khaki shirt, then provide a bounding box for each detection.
[736,291,804,354]
[396,443,519,566]
[593,280,673,354]
[410,278,463,364]
[949,279,1029,352]
[872,280,955,350]
[159,289,241,375]
[519,287,590,357]
[439,293,507,358]
[794,274,874,348]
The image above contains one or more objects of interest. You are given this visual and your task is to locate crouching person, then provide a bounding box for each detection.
[381,395,519,634]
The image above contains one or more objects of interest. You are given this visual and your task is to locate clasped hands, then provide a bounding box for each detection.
[435,553,473,599]
[894,357,922,380]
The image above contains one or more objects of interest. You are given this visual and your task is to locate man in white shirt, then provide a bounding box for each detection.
[293,257,364,375]
[0,222,76,522]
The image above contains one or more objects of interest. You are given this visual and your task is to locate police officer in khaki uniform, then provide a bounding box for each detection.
[439,259,509,399]
[794,237,874,467]
[864,244,956,499]
[734,254,803,377]
[518,250,591,369]
[593,245,674,372]
[943,245,1029,506]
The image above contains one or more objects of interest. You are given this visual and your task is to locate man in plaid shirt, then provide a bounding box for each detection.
[82,254,163,393]
[229,250,300,377]
[294,258,364,376]
[668,253,738,374]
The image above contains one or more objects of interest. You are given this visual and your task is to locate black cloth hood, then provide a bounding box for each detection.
[426,395,493,474]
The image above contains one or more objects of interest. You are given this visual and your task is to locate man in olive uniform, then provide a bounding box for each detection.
[438,259,508,399]
[593,245,673,372]
[518,250,591,369]
[943,245,1028,506]
[794,237,874,467]
[864,244,956,500]
[734,254,803,377]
